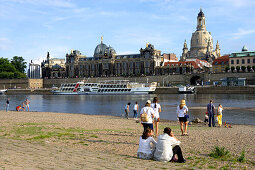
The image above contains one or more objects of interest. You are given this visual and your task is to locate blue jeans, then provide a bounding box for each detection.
[142,123,153,132]
[133,110,138,118]
[209,113,215,127]
[6,104,9,112]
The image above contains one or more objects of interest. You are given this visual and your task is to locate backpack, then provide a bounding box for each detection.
[141,109,149,122]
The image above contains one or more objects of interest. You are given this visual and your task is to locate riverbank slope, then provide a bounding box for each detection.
[0,111,254,169]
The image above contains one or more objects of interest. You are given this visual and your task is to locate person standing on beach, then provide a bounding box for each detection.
[6,98,10,112]
[133,101,139,119]
[176,99,189,136]
[207,100,215,127]
[151,97,161,136]
[125,102,131,119]
[25,98,30,111]
[217,104,223,127]
[140,100,155,132]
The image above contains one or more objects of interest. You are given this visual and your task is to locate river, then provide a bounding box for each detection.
[1,94,254,125]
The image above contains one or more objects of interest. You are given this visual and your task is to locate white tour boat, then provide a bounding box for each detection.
[0,89,7,95]
[52,80,157,95]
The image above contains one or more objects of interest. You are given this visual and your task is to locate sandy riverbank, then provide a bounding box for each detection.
[0,110,254,169]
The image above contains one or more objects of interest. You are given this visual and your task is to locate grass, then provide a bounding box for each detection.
[209,146,230,159]
[237,150,245,163]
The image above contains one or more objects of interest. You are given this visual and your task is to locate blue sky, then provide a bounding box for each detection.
[0,0,255,64]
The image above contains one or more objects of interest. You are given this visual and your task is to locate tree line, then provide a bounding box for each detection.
[0,56,27,79]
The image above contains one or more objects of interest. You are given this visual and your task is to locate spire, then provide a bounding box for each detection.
[216,40,219,49]
[197,8,206,30]
[183,39,187,49]
[101,36,103,43]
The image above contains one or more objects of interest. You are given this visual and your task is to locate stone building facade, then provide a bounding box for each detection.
[181,9,221,63]
[229,46,255,72]
[41,52,66,78]
[66,50,86,78]
[73,38,162,78]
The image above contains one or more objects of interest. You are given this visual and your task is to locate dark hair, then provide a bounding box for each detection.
[136,101,138,104]
[153,97,158,108]
[163,127,171,136]
[128,102,131,105]
[210,100,213,103]
[142,128,153,139]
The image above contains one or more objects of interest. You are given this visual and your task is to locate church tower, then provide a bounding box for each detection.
[197,8,206,31]
[215,40,221,57]
[181,40,188,61]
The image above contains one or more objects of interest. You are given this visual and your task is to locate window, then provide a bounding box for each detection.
[231,60,234,64]
[247,59,250,63]
[237,60,239,64]
[242,59,245,64]
[253,58,255,63]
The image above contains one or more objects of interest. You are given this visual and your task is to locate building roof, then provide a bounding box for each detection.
[212,55,229,65]
[230,46,255,58]
[163,59,212,69]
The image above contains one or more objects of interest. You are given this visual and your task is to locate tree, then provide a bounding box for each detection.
[236,66,240,72]
[231,66,235,72]
[0,58,16,72]
[225,66,230,72]
[247,66,251,72]
[241,66,246,72]
[11,56,27,73]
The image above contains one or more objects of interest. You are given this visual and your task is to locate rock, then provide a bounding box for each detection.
[192,118,203,123]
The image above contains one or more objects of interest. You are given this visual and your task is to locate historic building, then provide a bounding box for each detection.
[41,52,66,78]
[74,38,162,78]
[181,9,221,63]
[27,60,41,79]
[66,50,86,78]
[229,46,255,72]
[212,55,229,73]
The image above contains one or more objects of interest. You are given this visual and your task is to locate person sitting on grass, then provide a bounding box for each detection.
[137,128,157,160]
[154,127,186,163]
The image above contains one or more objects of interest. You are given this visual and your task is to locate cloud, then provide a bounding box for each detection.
[0,38,12,50]
[232,28,255,39]
[3,0,75,8]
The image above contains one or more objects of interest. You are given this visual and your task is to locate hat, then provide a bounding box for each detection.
[181,99,185,105]
[146,100,151,104]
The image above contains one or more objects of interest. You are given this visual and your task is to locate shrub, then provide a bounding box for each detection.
[209,146,230,158]
[231,66,235,72]
[236,66,240,72]
[252,66,255,71]
[247,66,251,72]
[225,66,230,72]
[237,150,245,163]
[241,66,246,72]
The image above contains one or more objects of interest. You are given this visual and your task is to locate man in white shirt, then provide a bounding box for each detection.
[154,127,185,163]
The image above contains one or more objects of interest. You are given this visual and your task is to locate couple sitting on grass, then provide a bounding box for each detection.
[137,127,186,163]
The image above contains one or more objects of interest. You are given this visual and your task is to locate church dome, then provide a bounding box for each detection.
[94,42,108,57]
[105,46,116,55]
[242,45,248,51]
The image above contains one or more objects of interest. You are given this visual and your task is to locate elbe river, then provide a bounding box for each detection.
[1,94,254,125]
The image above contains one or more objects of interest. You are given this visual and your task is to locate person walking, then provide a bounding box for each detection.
[177,99,189,136]
[154,127,186,163]
[133,101,139,119]
[151,97,161,136]
[207,100,215,127]
[25,98,30,111]
[217,104,223,127]
[125,102,131,119]
[6,98,10,112]
[140,100,155,132]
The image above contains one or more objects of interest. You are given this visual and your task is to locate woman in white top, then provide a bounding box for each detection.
[151,97,161,136]
[217,104,223,127]
[137,128,157,160]
[133,101,139,119]
[140,100,155,132]
[176,99,189,136]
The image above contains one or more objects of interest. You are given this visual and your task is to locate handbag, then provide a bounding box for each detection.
[184,113,189,119]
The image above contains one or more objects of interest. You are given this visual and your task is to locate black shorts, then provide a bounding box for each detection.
[179,117,187,122]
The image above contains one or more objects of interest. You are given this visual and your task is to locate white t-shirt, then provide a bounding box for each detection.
[133,104,138,111]
[154,133,181,162]
[137,136,157,154]
[151,103,161,119]
[218,107,223,115]
[176,105,188,118]
[140,106,155,124]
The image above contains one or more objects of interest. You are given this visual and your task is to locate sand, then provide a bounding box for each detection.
[0,110,254,169]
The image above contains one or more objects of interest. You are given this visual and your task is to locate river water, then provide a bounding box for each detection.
[1,94,254,125]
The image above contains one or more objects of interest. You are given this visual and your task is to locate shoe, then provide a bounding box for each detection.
[179,159,186,163]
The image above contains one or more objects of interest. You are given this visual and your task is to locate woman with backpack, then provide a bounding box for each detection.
[140,100,155,132]
[151,97,161,136]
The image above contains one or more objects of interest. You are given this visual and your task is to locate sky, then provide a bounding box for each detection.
[0,0,255,65]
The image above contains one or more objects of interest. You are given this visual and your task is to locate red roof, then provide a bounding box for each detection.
[212,55,229,65]
[164,61,200,69]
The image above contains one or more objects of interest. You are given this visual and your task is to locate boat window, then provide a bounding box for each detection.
[128,89,131,91]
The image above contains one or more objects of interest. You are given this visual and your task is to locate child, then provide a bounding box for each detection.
[137,128,157,160]
[204,112,209,125]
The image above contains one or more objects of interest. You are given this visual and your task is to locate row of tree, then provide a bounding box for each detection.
[0,56,27,79]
